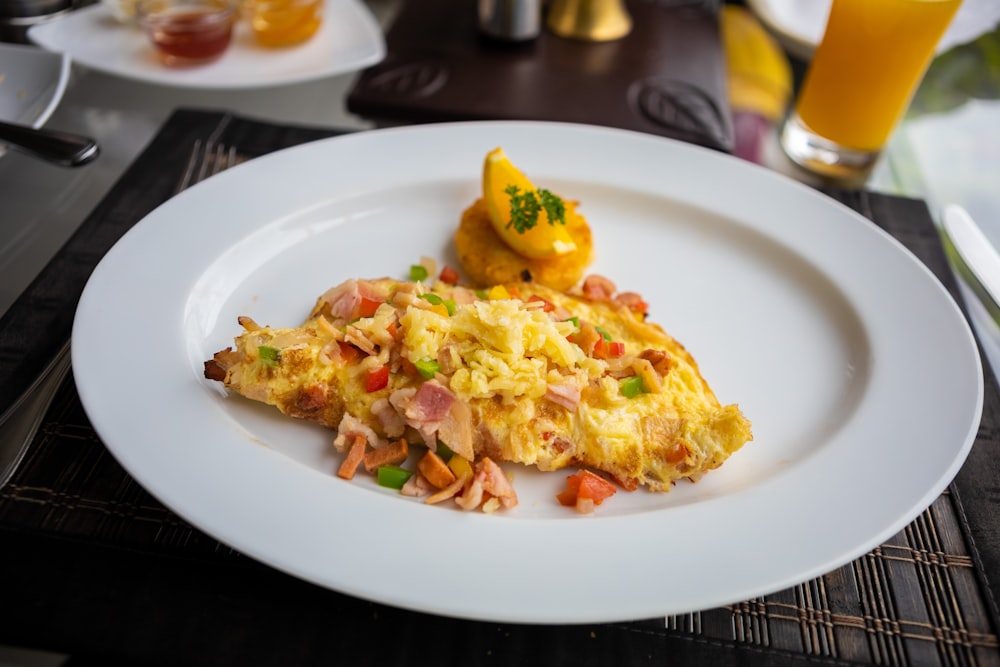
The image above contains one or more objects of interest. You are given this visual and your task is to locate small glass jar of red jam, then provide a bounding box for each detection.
[137,0,236,66]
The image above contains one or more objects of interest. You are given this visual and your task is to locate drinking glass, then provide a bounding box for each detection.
[780,0,962,180]
[245,0,323,47]
[137,0,237,66]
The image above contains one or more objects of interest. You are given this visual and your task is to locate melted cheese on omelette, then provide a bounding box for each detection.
[204,276,752,492]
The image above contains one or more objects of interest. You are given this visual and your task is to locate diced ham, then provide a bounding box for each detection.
[317,279,360,321]
[371,397,406,438]
[582,274,616,301]
[316,279,390,322]
[336,435,367,480]
[614,291,649,317]
[404,380,455,425]
[545,383,581,412]
[390,384,453,448]
[639,349,672,376]
[479,457,518,508]
[363,438,408,473]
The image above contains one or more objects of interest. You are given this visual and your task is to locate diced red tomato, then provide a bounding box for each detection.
[556,483,579,507]
[577,471,617,504]
[357,296,382,318]
[338,341,362,363]
[365,365,389,392]
[439,265,460,285]
[385,320,399,341]
[527,295,555,312]
[556,470,617,511]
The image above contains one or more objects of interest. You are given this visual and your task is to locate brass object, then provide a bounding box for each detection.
[546,0,631,41]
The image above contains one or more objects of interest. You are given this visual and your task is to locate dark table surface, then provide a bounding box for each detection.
[347,0,734,152]
[0,108,998,666]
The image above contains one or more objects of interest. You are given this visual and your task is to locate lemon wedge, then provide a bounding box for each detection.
[483,147,577,259]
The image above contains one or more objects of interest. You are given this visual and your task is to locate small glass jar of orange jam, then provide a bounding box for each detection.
[245,0,322,47]
[138,0,236,66]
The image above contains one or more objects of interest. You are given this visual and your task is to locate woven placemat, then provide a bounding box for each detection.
[0,109,997,666]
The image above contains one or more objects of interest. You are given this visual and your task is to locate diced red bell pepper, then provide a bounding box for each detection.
[439,265,460,285]
[607,341,626,358]
[365,365,389,392]
[357,296,382,318]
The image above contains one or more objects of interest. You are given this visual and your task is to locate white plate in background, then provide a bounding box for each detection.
[28,0,384,89]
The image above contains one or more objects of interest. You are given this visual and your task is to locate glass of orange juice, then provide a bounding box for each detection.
[780,0,962,180]
[246,0,322,47]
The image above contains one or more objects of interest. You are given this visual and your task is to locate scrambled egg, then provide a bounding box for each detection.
[205,275,752,493]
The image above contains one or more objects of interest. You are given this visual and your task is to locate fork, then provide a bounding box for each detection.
[0,140,244,490]
[174,139,243,194]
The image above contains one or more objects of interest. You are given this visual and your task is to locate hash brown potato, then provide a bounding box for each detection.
[454,198,594,291]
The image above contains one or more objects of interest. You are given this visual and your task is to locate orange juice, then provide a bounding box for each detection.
[248,0,322,47]
[795,0,961,152]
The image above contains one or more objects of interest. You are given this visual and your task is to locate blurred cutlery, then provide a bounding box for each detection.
[942,204,1000,312]
[0,140,241,491]
[0,119,99,167]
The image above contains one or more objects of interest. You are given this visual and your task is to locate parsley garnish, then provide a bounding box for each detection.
[504,186,566,234]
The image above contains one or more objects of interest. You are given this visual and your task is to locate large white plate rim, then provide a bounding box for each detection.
[72,121,983,623]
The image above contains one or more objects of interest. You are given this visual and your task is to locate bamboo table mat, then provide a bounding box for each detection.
[0,108,997,666]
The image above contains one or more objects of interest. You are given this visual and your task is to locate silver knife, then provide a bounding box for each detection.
[942,204,1000,314]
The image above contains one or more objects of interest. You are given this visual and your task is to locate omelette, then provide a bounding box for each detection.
[204,274,752,494]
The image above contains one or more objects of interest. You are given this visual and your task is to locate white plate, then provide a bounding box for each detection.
[72,121,983,623]
[27,0,384,89]
[0,42,71,157]
[747,0,1000,61]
